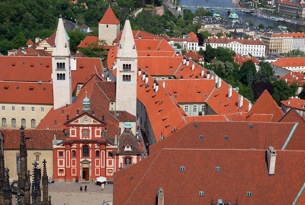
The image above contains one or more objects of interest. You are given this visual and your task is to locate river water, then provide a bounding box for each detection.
[179,0,305,32]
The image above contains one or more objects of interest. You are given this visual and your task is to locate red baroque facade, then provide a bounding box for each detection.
[53,111,115,182]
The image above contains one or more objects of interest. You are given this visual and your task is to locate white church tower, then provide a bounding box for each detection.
[99,6,120,46]
[116,19,137,116]
[52,17,72,110]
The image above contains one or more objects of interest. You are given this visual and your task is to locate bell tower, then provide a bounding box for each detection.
[52,17,72,110]
[116,19,137,116]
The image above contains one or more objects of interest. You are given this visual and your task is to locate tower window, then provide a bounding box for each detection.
[96,150,100,157]
[11,118,16,128]
[72,150,76,158]
[123,75,131,82]
[123,64,131,71]
[57,73,66,80]
[56,62,65,70]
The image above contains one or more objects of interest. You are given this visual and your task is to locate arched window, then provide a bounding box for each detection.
[2,118,7,127]
[11,118,16,128]
[72,150,76,158]
[21,118,26,128]
[96,150,100,158]
[31,119,36,128]
[82,145,89,157]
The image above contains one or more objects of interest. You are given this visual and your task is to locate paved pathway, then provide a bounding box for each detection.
[48,182,113,205]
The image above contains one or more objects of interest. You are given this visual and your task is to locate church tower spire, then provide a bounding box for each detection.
[52,16,72,110]
[115,19,137,117]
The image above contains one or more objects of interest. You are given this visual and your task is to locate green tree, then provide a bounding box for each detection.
[257,61,273,82]
[272,80,294,105]
[67,29,86,53]
[299,84,305,99]
[204,44,217,62]
[258,23,265,29]
[285,49,305,57]
[238,60,257,86]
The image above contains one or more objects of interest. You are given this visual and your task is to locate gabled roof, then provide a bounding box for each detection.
[187,32,198,42]
[279,71,305,87]
[150,121,296,154]
[114,148,305,205]
[2,129,65,150]
[99,7,120,25]
[64,111,106,127]
[0,81,53,105]
[247,90,284,122]
[137,72,187,140]
[281,97,305,111]
[113,129,143,155]
[234,54,259,65]
[77,36,99,48]
[272,57,305,67]
[26,39,34,46]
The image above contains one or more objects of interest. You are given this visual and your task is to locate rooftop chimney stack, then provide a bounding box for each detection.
[138,68,141,76]
[157,187,164,205]
[153,79,157,90]
[214,75,218,84]
[155,82,159,92]
[238,95,243,108]
[145,74,149,84]
[267,146,277,175]
[186,59,190,66]
[142,72,146,82]
[228,85,232,99]
[191,61,195,70]
[162,81,166,89]
[182,56,186,65]
[248,102,252,111]
[201,67,205,76]
[217,77,222,88]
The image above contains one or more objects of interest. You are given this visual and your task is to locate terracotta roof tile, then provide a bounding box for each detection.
[2,129,65,149]
[281,97,305,111]
[272,57,305,67]
[150,121,295,154]
[0,81,52,104]
[77,36,99,48]
[247,90,284,122]
[26,39,34,46]
[114,148,305,205]
[99,7,120,25]
[279,71,305,87]
[234,54,259,65]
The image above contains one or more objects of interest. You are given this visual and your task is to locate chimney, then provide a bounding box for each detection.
[191,61,195,70]
[206,71,210,79]
[248,102,252,111]
[77,109,80,115]
[153,82,158,93]
[267,146,277,175]
[162,81,166,88]
[138,68,141,76]
[153,79,157,90]
[217,78,222,88]
[157,187,164,205]
[182,56,186,65]
[145,74,149,84]
[92,110,95,116]
[238,95,243,108]
[186,59,190,66]
[214,75,218,85]
[228,85,232,99]
[211,71,214,80]
[142,72,146,82]
[201,67,205,76]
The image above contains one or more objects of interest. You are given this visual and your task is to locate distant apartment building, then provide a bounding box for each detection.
[261,32,305,54]
[203,36,266,58]
[277,0,305,19]
[163,32,201,51]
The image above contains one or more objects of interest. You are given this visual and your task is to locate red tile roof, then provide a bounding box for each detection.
[137,72,187,140]
[114,148,305,205]
[99,7,120,25]
[2,129,65,149]
[234,54,259,65]
[77,36,99,48]
[185,115,228,122]
[187,32,198,42]
[279,71,305,87]
[272,57,305,67]
[0,81,53,104]
[262,32,305,38]
[185,51,204,62]
[26,39,34,46]
[205,36,265,45]
[279,108,305,150]
[281,97,305,111]
[247,90,284,122]
[150,121,295,154]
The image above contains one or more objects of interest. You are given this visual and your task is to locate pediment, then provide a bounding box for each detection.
[65,112,105,126]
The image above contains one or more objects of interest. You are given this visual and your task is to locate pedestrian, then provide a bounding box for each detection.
[80,185,82,192]
[85,185,87,192]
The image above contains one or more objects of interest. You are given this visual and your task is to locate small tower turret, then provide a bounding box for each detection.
[82,92,90,112]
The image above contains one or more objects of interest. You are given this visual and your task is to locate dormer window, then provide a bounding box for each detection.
[124,145,132,151]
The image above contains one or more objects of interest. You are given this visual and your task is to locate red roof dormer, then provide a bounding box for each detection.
[99,7,120,25]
